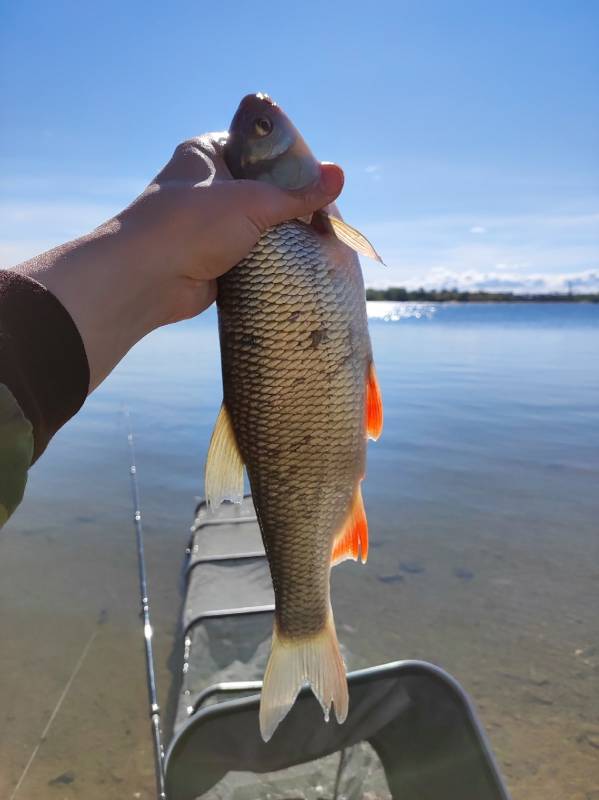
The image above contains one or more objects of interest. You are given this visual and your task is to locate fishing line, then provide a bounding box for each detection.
[9,626,99,800]
[11,414,167,800]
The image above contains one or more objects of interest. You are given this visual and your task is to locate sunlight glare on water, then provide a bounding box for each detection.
[366,301,437,321]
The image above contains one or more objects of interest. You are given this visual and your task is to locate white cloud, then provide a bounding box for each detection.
[0,199,122,268]
[364,164,382,182]
[0,171,147,267]
[2,172,598,295]
[359,209,599,292]
[389,268,599,294]
[493,261,531,271]
[0,240,57,267]
[367,211,599,237]
[0,173,146,198]
[0,201,117,228]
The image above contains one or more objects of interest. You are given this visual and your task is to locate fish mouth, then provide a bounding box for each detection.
[234,93,278,121]
[239,92,277,109]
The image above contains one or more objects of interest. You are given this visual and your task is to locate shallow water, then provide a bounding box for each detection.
[1,303,598,799]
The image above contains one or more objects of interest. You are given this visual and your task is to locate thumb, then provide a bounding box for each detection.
[243,163,345,230]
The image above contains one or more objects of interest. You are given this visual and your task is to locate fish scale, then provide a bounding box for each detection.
[217,220,369,637]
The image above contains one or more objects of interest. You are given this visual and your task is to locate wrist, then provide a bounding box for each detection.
[16,219,174,391]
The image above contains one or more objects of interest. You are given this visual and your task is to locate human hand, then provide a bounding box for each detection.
[18,133,344,391]
[117,133,345,324]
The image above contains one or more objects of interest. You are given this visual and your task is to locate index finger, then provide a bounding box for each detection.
[152,131,233,186]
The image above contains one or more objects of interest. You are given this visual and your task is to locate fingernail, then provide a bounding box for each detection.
[319,163,344,196]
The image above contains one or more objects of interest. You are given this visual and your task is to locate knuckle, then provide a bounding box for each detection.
[174,139,202,159]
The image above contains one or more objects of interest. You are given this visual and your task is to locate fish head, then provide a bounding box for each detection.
[225,93,320,191]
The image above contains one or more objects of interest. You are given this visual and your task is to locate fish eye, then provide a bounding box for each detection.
[253,116,273,137]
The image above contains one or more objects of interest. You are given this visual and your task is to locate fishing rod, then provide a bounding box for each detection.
[126,416,167,800]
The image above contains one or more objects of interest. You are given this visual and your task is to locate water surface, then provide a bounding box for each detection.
[1,303,598,799]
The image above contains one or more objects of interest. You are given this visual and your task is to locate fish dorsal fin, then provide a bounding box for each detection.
[366,362,383,441]
[324,213,386,265]
[332,483,368,566]
[204,403,244,510]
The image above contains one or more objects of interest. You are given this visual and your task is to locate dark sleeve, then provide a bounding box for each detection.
[0,269,90,463]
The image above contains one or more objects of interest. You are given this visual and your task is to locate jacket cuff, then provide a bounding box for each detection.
[0,269,90,462]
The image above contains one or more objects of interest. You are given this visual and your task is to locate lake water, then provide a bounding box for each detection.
[1,303,598,799]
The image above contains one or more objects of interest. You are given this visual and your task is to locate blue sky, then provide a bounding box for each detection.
[1,0,598,292]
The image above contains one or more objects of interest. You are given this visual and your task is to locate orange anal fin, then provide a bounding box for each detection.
[366,362,383,441]
[331,484,368,566]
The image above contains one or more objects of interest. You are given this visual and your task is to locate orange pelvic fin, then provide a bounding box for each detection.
[366,362,383,441]
[331,484,368,566]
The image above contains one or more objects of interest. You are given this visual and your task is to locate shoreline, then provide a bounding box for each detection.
[365,290,599,303]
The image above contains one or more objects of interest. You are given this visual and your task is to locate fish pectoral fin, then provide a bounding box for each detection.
[259,611,348,742]
[324,213,386,266]
[331,484,369,566]
[204,403,244,510]
[366,362,383,441]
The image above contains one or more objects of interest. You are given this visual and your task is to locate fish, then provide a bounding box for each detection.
[205,93,383,742]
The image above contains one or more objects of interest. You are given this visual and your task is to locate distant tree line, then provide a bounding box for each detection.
[365,287,599,303]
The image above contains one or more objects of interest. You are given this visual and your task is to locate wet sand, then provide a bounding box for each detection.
[1,304,598,799]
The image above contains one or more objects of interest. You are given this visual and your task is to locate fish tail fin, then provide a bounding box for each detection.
[259,611,348,742]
